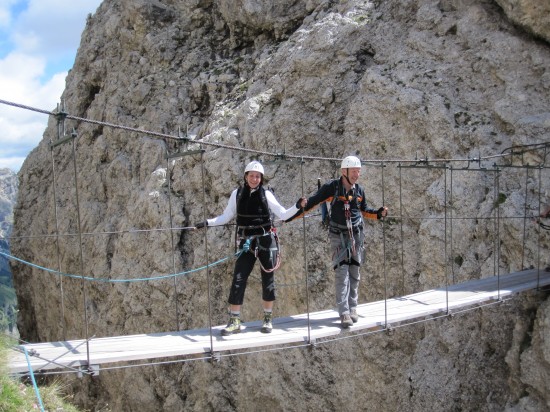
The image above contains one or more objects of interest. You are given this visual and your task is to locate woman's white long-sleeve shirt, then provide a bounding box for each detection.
[206,188,299,227]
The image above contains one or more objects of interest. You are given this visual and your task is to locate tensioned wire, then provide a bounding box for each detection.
[0,213,538,242]
[0,98,540,164]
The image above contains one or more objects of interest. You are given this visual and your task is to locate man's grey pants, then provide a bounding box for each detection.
[329,228,365,316]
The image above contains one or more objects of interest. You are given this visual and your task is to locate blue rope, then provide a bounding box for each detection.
[22,347,45,412]
[0,250,243,283]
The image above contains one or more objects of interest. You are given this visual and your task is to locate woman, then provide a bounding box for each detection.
[196,160,303,335]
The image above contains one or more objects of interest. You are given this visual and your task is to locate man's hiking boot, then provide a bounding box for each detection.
[221,316,241,336]
[261,312,273,334]
[350,308,358,323]
[340,313,353,328]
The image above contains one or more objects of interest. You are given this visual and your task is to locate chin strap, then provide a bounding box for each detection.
[343,169,352,186]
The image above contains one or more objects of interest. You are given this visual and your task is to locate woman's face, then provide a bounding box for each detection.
[246,171,262,189]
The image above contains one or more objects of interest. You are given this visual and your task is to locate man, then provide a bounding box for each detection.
[290,156,387,328]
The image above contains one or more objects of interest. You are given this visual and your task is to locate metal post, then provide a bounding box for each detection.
[199,147,215,355]
[69,131,91,366]
[494,167,500,300]
[536,166,542,288]
[521,168,529,270]
[380,163,388,329]
[449,166,455,285]
[398,164,405,295]
[299,158,312,344]
[50,112,67,341]
[446,166,452,313]
[166,153,180,331]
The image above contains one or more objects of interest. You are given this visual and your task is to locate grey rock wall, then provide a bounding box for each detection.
[495,0,550,43]
[11,0,550,410]
[0,168,17,240]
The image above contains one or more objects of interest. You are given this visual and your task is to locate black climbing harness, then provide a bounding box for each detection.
[233,185,282,272]
[235,228,281,273]
[328,182,365,269]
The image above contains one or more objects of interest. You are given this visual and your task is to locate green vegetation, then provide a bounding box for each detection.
[0,262,17,334]
[0,334,81,411]
[493,192,507,209]
[496,192,507,206]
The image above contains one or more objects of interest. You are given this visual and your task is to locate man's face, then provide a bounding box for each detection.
[343,167,361,184]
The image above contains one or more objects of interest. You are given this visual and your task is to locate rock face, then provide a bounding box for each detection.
[495,0,550,43]
[0,168,17,237]
[11,0,550,410]
[0,168,17,278]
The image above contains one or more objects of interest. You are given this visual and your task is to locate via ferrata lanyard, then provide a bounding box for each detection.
[344,196,356,255]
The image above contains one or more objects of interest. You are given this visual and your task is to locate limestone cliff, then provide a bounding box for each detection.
[0,168,17,278]
[11,0,550,410]
[0,168,17,236]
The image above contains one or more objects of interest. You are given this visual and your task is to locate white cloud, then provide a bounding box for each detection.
[0,52,67,169]
[13,0,100,57]
[0,0,102,172]
[0,1,18,29]
[0,156,26,171]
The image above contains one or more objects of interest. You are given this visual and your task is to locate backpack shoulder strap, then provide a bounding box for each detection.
[330,178,342,208]
[235,185,243,207]
[261,186,274,223]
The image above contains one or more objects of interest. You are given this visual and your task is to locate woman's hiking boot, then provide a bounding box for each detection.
[261,312,273,333]
[221,316,241,336]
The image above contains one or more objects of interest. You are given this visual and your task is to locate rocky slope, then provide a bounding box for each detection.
[11,0,550,410]
[0,168,17,237]
[0,169,17,334]
[0,168,17,281]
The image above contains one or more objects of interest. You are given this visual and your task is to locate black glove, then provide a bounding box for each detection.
[377,207,386,219]
[195,221,208,229]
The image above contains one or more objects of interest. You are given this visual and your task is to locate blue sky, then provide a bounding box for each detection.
[0,0,102,172]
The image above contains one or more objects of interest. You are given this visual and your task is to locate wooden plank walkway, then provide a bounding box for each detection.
[8,268,550,375]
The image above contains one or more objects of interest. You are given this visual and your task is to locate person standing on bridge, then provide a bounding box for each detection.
[195,160,305,335]
[288,155,388,328]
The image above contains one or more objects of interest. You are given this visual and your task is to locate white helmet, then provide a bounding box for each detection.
[341,156,362,169]
[244,160,264,175]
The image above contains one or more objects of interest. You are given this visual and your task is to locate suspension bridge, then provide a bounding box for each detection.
[1,98,549,378]
[7,267,550,375]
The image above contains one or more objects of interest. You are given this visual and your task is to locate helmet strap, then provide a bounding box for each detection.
[343,169,353,187]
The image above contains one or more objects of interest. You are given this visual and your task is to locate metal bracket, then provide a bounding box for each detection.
[167,148,205,159]
[78,364,99,377]
[209,351,221,363]
[50,128,77,148]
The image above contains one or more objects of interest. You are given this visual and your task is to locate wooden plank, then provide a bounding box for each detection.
[8,268,550,375]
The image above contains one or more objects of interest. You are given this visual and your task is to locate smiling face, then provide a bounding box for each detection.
[245,171,263,189]
[342,167,361,185]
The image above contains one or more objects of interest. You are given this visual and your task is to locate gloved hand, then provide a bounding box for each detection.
[296,197,307,209]
[377,207,388,219]
[195,221,208,229]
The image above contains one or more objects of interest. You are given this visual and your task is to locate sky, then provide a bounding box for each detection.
[0,0,102,172]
